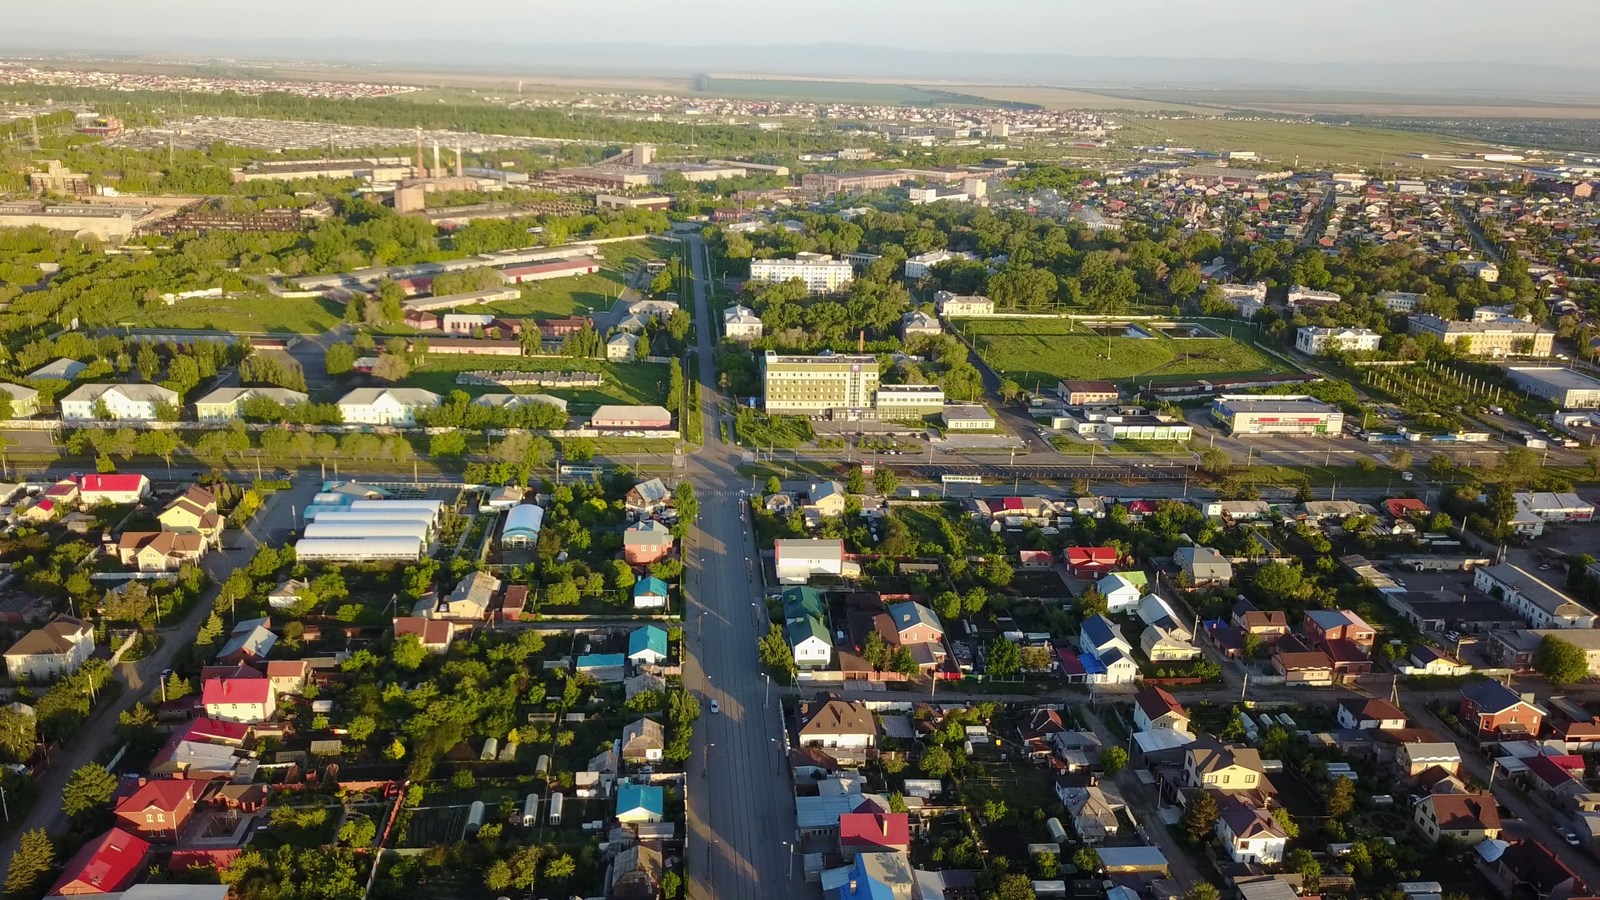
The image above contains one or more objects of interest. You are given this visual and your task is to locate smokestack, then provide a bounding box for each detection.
[415,128,423,176]
[880,816,889,837]
[432,143,441,178]
[455,144,463,179]
[858,330,865,353]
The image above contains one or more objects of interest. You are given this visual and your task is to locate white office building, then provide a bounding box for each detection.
[1295,326,1381,355]
[748,253,854,295]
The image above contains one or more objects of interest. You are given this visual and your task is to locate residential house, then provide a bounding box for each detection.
[787,615,834,669]
[1078,614,1139,685]
[1142,626,1201,662]
[114,780,203,842]
[47,827,151,896]
[1408,645,1472,677]
[626,479,671,515]
[1096,572,1149,614]
[1058,781,1123,845]
[610,843,663,900]
[77,474,151,506]
[335,388,441,426]
[1271,648,1335,686]
[114,532,206,572]
[215,618,275,666]
[1483,839,1590,900]
[192,387,309,422]
[839,812,911,859]
[265,660,310,697]
[1337,698,1407,731]
[628,626,669,666]
[616,783,664,824]
[1134,687,1191,734]
[1184,738,1264,792]
[438,571,500,620]
[806,481,849,518]
[157,487,223,547]
[0,383,38,418]
[1395,739,1462,778]
[1460,680,1546,740]
[1233,606,1290,638]
[620,718,665,763]
[723,304,764,341]
[4,615,94,682]
[1303,609,1377,654]
[623,520,674,565]
[393,617,461,653]
[201,677,277,724]
[884,602,943,646]
[59,383,179,422]
[267,579,310,612]
[1174,547,1233,587]
[1216,796,1288,864]
[1475,563,1598,629]
[633,575,669,610]
[797,694,878,755]
[606,331,640,360]
[1065,547,1121,579]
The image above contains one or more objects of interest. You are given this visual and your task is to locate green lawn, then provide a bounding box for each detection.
[962,319,1282,388]
[461,239,670,320]
[124,296,345,335]
[403,354,669,411]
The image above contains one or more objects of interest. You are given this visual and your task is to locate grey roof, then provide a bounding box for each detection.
[194,386,309,406]
[886,601,943,636]
[1461,679,1542,715]
[60,382,179,405]
[27,358,85,381]
[628,478,670,507]
[337,387,442,408]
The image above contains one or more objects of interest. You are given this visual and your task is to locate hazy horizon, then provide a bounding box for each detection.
[14,0,1600,68]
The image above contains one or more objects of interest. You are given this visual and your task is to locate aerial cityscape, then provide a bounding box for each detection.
[2,4,1600,900]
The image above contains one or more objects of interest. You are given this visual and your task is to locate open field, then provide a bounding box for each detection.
[403,354,668,410]
[124,296,345,334]
[1113,116,1491,169]
[934,84,1212,113]
[1097,87,1600,119]
[695,77,977,105]
[962,318,1281,388]
[462,238,668,320]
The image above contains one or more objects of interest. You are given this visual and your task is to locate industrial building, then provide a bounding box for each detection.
[499,257,600,284]
[941,404,998,430]
[501,504,545,548]
[0,203,150,240]
[231,158,414,184]
[775,539,848,584]
[595,194,673,211]
[29,161,91,197]
[873,384,946,417]
[1508,368,1600,408]
[590,405,673,430]
[294,495,443,562]
[293,537,426,562]
[762,352,881,414]
[748,254,854,295]
[1407,315,1554,358]
[402,288,521,313]
[1211,395,1344,436]
[800,170,911,195]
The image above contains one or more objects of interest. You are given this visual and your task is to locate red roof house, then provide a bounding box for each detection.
[48,827,150,896]
[75,474,151,506]
[1065,547,1120,578]
[838,812,910,859]
[200,677,276,724]
[114,780,203,841]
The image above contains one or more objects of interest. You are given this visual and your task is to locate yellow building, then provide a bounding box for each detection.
[762,352,880,414]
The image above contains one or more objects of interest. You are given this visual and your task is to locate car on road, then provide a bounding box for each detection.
[1563,829,1582,846]
[709,700,720,714]
[1444,630,1461,644]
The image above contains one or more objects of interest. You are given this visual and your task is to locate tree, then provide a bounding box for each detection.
[392,634,428,671]
[428,431,467,458]
[1286,848,1321,890]
[846,468,867,495]
[0,704,35,763]
[4,829,54,900]
[1391,449,1413,471]
[1183,786,1220,844]
[862,631,891,670]
[1185,885,1221,900]
[62,763,117,818]
[347,715,377,742]
[986,638,1021,677]
[765,475,782,494]
[888,646,920,679]
[757,624,798,682]
[918,744,953,777]
[1325,776,1355,819]
[1100,745,1128,776]
[1072,847,1101,874]
[338,815,377,847]
[325,343,356,376]
[996,873,1037,900]
[873,468,899,497]
[1538,634,1590,684]
[999,378,1022,402]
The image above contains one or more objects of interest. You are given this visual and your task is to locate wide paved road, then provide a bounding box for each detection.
[680,235,808,900]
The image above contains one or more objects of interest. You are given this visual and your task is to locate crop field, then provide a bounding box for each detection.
[124,295,345,334]
[940,84,1212,113]
[462,238,669,320]
[696,77,978,106]
[962,318,1281,387]
[404,354,669,410]
[1113,115,1490,170]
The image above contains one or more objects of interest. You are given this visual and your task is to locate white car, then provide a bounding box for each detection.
[709,700,720,714]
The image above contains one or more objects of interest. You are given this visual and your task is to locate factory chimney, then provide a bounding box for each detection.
[432,143,441,179]
[455,144,463,179]
[858,330,865,352]
[414,128,423,176]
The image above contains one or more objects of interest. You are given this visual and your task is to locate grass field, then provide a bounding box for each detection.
[938,84,1213,113]
[463,239,668,320]
[125,296,345,334]
[962,318,1281,387]
[404,354,669,411]
[1113,116,1490,170]
[696,77,980,105]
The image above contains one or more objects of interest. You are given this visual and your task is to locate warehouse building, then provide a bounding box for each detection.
[590,405,673,430]
[762,352,880,415]
[1211,395,1344,436]
[293,537,426,562]
[1509,368,1600,408]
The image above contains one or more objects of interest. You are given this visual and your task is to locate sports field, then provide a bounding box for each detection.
[124,296,345,334]
[962,318,1282,388]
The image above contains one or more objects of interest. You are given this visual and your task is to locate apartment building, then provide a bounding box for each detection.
[934,291,994,318]
[1295,326,1382,355]
[1407,315,1554,357]
[748,253,854,295]
[762,352,880,414]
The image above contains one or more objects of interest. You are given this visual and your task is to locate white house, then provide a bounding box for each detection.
[1216,797,1287,864]
[787,616,833,669]
[3,616,94,681]
[193,386,310,422]
[1078,614,1139,685]
[1295,326,1382,356]
[59,383,179,422]
[336,388,441,426]
[934,291,994,318]
[775,539,848,584]
[1096,572,1148,614]
[606,332,640,360]
[723,304,763,341]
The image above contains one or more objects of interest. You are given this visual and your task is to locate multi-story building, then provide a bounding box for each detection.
[1508,368,1600,408]
[336,388,442,426]
[904,250,975,280]
[800,170,910,196]
[1286,285,1342,314]
[59,383,180,422]
[193,387,309,422]
[1407,315,1554,357]
[1377,291,1422,312]
[762,352,880,414]
[1210,395,1344,436]
[722,304,763,341]
[1215,283,1268,318]
[934,291,994,318]
[1474,562,1597,629]
[1295,326,1381,355]
[873,384,945,417]
[748,253,854,295]
[1058,380,1120,406]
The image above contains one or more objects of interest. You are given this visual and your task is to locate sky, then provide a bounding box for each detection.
[30,0,1600,67]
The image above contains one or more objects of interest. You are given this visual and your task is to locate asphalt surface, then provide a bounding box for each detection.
[0,476,320,872]
[680,235,807,900]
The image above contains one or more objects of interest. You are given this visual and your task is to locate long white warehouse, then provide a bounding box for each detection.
[306,509,437,529]
[293,537,426,562]
[348,499,444,517]
[302,522,431,542]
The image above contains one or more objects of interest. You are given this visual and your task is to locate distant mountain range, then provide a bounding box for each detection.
[4,31,1599,101]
